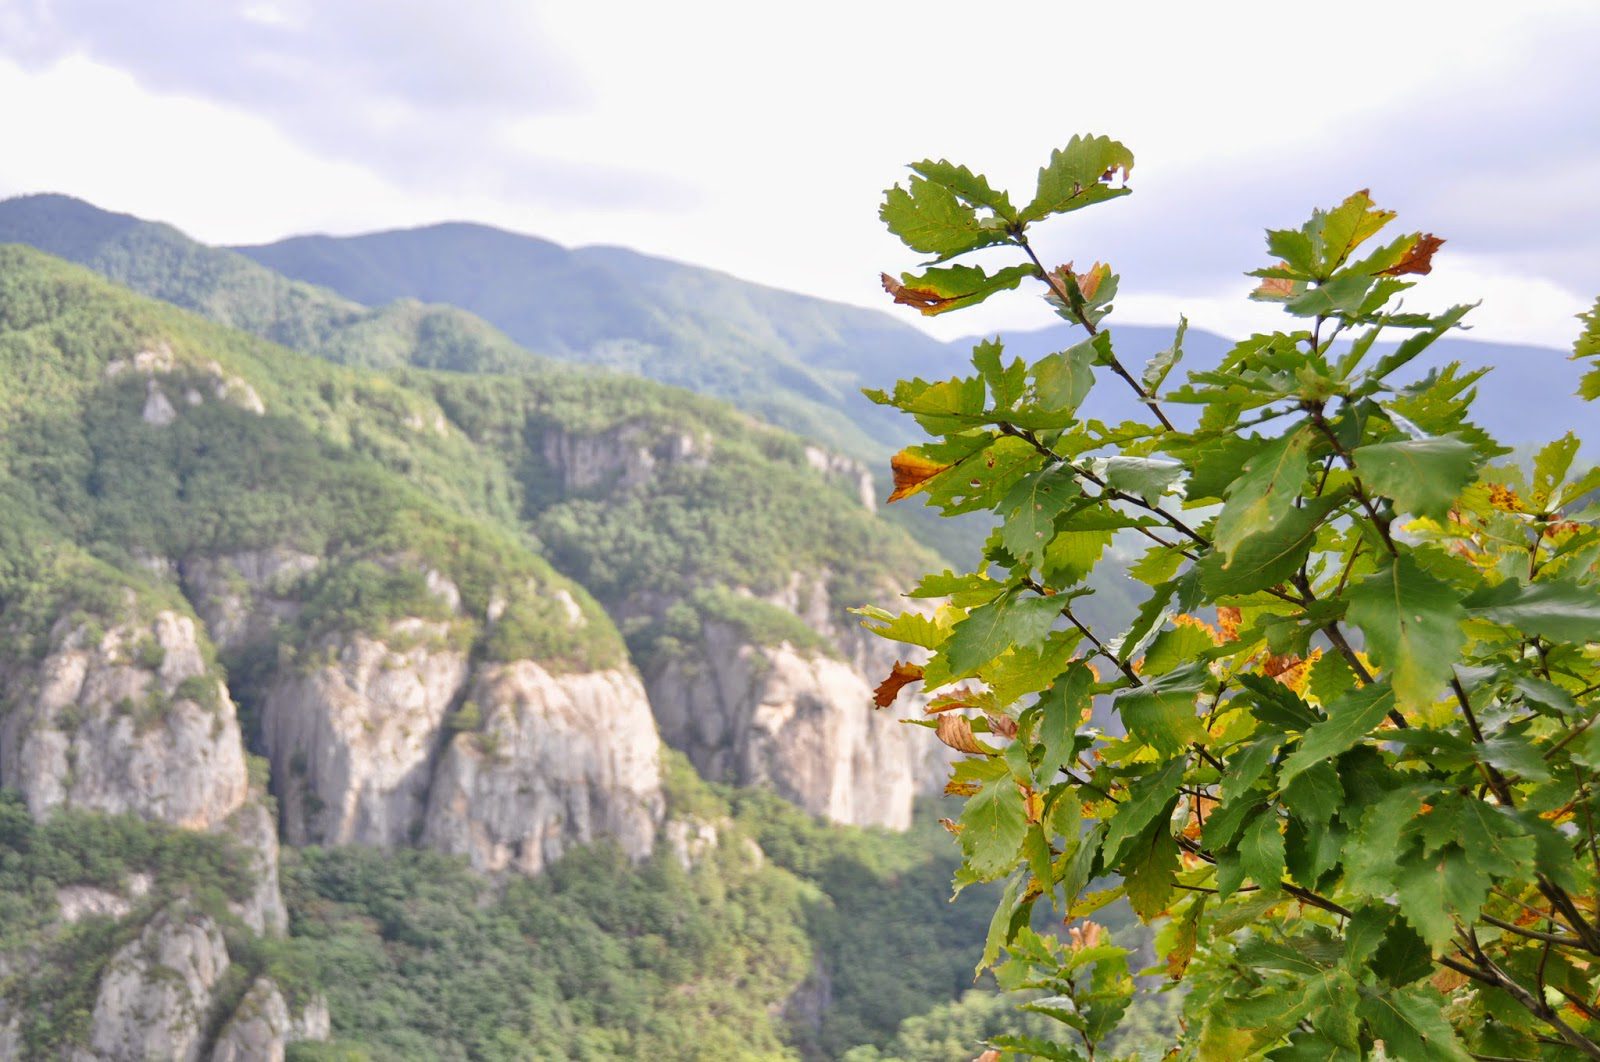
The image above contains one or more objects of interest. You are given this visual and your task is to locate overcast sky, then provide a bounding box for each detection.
[0,1,1595,347]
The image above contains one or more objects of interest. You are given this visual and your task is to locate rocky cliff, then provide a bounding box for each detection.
[527,418,936,829]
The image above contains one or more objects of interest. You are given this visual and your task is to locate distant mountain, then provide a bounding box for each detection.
[235,223,946,464]
[0,194,540,374]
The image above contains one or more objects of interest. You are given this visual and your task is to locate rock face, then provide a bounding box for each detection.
[85,905,229,1062]
[212,977,291,1062]
[223,799,289,935]
[180,548,320,654]
[650,620,917,829]
[264,621,470,847]
[0,611,248,830]
[262,615,664,866]
[423,662,663,873]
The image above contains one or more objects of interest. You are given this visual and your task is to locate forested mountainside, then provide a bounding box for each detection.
[0,245,1055,1058]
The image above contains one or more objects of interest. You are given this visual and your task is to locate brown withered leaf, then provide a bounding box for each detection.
[939,817,964,836]
[881,272,956,314]
[974,1051,1002,1062]
[935,714,987,756]
[1067,922,1105,951]
[872,661,924,709]
[886,448,952,504]
[925,685,992,715]
[1377,233,1444,277]
[986,712,1019,740]
[944,779,981,797]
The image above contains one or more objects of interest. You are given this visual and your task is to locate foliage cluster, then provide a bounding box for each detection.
[0,792,261,1053]
[866,136,1600,1058]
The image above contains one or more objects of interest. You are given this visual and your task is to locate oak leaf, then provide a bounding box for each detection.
[1377,233,1444,276]
[881,272,955,314]
[935,714,988,755]
[986,712,1019,740]
[872,661,924,708]
[886,448,952,503]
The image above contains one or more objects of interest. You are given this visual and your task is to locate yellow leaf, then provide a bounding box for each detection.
[886,448,952,503]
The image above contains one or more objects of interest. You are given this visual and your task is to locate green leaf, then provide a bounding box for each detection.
[999,467,1081,564]
[1281,759,1341,825]
[1115,661,1208,755]
[944,592,1063,677]
[880,175,1012,261]
[1198,492,1343,596]
[1123,825,1179,920]
[1041,530,1114,587]
[1019,135,1135,224]
[1222,735,1283,803]
[1214,427,1314,559]
[1357,986,1472,1061]
[909,159,1016,222]
[1278,684,1397,783]
[1393,850,1454,948]
[1101,758,1185,864]
[960,775,1029,880]
[1142,316,1187,393]
[1238,811,1285,892]
[1036,664,1093,778]
[1102,456,1184,505]
[1574,296,1600,400]
[1351,434,1481,520]
[1030,334,1106,417]
[1346,555,1465,712]
[886,263,1038,316]
[1532,432,1581,505]
[973,338,1026,410]
[1467,577,1600,643]
[1343,785,1429,896]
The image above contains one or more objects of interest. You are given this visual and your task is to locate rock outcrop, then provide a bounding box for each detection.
[264,620,469,847]
[83,905,230,1062]
[423,662,663,873]
[211,978,291,1062]
[0,611,248,830]
[649,620,917,829]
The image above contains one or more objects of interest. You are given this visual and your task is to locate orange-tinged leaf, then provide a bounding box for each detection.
[887,448,952,503]
[1378,233,1445,276]
[945,779,981,797]
[873,661,924,708]
[939,817,964,836]
[1216,606,1242,642]
[1173,613,1224,646]
[926,685,987,714]
[880,272,956,314]
[1052,260,1112,301]
[1067,922,1104,951]
[1489,483,1524,512]
[1253,274,1297,299]
[935,714,987,755]
[1023,785,1044,823]
[975,1051,1001,1062]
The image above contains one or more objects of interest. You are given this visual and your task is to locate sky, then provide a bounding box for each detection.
[0,1,1595,347]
